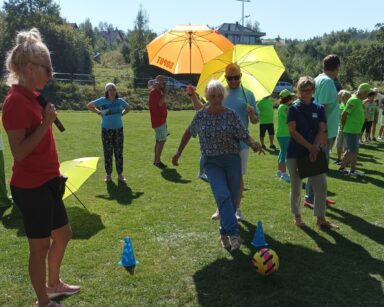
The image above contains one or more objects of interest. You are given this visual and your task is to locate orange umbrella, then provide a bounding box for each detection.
[146,25,233,74]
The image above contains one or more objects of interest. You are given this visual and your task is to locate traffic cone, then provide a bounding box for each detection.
[251,220,268,248]
[118,236,139,267]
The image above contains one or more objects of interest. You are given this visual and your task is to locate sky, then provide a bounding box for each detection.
[1,0,383,40]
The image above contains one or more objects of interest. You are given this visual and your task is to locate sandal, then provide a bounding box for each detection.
[294,217,305,227]
[317,221,339,230]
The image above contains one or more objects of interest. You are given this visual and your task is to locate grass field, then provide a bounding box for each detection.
[0,111,383,306]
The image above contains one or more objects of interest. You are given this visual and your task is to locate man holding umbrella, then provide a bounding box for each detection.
[207,63,259,221]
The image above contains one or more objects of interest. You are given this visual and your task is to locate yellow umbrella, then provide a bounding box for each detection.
[196,45,285,101]
[60,157,99,200]
[146,25,233,74]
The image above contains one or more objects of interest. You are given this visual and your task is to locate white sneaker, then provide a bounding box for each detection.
[229,235,242,251]
[211,209,220,220]
[235,208,245,221]
[197,173,208,181]
[276,170,282,177]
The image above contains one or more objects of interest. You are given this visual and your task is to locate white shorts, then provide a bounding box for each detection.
[240,148,249,175]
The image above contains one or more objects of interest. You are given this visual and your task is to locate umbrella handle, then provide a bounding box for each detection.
[65,184,88,210]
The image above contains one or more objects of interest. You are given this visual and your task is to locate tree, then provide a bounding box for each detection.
[245,20,261,32]
[128,6,158,88]
[0,0,92,75]
[79,18,96,49]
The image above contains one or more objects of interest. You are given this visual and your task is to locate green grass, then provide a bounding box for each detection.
[0,111,383,306]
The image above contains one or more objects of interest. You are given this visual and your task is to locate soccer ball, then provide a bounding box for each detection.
[252,248,279,276]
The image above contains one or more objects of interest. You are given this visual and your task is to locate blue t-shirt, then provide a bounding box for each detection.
[188,107,249,157]
[224,87,258,149]
[92,97,129,129]
[287,99,326,159]
[314,73,339,139]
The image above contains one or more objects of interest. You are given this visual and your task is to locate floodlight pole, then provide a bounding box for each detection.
[236,0,251,26]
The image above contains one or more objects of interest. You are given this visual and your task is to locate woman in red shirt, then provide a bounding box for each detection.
[2,28,79,307]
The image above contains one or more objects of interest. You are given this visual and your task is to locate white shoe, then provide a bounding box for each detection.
[276,170,282,177]
[235,208,245,221]
[197,173,208,181]
[211,209,220,220]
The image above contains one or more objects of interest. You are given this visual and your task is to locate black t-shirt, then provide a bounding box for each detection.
[287,99,326,158]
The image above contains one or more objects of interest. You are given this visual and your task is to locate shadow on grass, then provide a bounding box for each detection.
[161,168,192,184]
[327,206,384,245]
[66,206,105,240]
[96,180,144,205]
[327,169,384,188]
[0,205,104,239]
[262,147,279,156]
[193,220,384,306]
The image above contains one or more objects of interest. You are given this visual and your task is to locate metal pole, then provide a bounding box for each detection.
[189,31,192,74]
[236,0,251,27]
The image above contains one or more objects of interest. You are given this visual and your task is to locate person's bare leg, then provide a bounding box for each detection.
[371,123,377,140]
[260,136,265,146]
[155,141,166,164]
[349,153,358,170]
[269,134,275,146]
[47,224,72,287]
[278,162,286,173]
[28,238,50,306]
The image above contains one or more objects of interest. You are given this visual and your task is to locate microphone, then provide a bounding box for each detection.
[36,95,65,132]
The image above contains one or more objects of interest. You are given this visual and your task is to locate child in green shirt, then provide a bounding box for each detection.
[276,89,295,182]
[257,96,276,150]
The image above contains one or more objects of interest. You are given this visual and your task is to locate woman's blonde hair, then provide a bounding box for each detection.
[5,28,50,86]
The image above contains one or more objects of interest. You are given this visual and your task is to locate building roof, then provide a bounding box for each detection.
[216,22,266,38]
[100,30,125,44]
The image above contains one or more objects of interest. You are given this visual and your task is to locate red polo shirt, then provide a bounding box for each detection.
[2,85,60,188]
[149,88,168,128]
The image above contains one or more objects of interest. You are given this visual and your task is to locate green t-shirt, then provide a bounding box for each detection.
[338,102,345,122]
[276,104,290,137]
[314,73,339,138]
[257,97,274,124]
[343,96,365,134]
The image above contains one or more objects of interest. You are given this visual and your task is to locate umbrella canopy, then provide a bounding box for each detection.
[196,45,285,101]
[60,157,99,199]
[146,24,233,74]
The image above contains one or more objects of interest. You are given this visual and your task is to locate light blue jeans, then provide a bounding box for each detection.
[203,154,241,236]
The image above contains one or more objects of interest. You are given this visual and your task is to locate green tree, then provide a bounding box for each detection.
[79,18,96,49]
[128,6,157,88]
[0,0,92,75]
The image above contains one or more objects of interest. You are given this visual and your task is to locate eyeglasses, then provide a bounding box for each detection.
[30,61,53,76]
[300,88,313,93]
[225,75,241,81]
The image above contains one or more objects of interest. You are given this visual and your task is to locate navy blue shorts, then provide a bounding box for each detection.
[260,123,275,137]
[11,177,69,239]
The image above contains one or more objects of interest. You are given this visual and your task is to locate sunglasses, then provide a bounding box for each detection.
[31,61,53,76]
[226,75,241,81]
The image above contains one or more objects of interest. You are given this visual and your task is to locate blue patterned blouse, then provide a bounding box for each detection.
[188,107,249,156]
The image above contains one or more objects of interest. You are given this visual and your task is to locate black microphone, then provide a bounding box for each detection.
[36,95,65,132]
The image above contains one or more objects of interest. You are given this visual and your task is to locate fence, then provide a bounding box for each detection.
[52,73,95,89]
